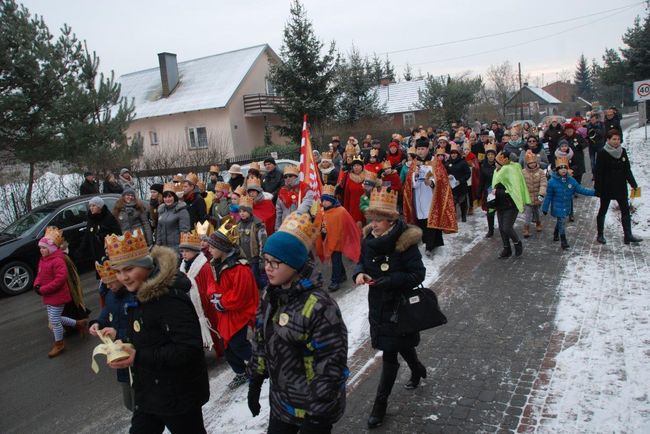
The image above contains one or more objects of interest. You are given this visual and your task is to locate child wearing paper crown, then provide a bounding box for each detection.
[522,150,548,238]
[88,260,136,410]
[247,210,349,433]
[237,195,268,291]
[34,227,86,358]
[542,157,594,249]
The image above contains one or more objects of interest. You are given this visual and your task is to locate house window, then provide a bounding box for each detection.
[188,127,208,149]
[403,112,416,127]
[266,79,277,96]
[149,131,159,145]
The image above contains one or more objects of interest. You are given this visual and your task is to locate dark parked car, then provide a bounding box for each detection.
[0,194,120,296]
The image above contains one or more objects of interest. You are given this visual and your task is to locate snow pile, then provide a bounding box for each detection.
[539,125,650,433]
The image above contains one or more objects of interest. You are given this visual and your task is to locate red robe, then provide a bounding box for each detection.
[193,261,224,357]
[342,172,365,225]
[207,262,259,348]
[386,149,404,168]
[428,159,458,233]
[465,153,481,206]
[381,172,402,192]
[317,205,361,262]
[253,198,276,235]
[364,162,382,174]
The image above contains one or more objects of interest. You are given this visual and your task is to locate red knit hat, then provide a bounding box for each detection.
[563,123,574,130]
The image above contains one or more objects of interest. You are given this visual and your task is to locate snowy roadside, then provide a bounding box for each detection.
[201,206,488,433]
[537,125,650,433]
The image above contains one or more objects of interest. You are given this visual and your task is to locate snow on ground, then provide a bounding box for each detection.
[201,206,488,433]
[539,125,650,433]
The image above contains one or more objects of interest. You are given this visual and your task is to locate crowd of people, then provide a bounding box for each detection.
[29,107,641,433]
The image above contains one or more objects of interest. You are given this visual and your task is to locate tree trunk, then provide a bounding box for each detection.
[25,161,35,211]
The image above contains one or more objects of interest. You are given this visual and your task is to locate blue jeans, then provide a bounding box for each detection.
[555,217,568,236]
[331,251,346,284]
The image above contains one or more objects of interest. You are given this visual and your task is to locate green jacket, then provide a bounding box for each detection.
[492,163,531,212]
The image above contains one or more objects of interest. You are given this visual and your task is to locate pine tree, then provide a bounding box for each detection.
[268,0,339,142]
[574,54,593,100]
[384,58,395,82]
[335,46,385,125]
[621,13,650,81]
[403,62,413,81]
[418,73,482,126]
[369,53,384,85]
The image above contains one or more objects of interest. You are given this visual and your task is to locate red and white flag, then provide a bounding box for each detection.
[298,114,322,204]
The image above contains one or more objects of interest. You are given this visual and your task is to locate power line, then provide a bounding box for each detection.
[401,6,638,69]
[382,1,644,56]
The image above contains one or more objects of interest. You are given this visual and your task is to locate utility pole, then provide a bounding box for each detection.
[518,62,524,120]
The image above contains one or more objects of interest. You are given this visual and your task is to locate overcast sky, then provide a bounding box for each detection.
[18,0,648,87]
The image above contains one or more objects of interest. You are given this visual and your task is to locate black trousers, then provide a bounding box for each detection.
[597,197,630,234]
[267,417,332,434]
[130,406,206,434]
[382,346,419,366]
[496,207,520,245]
[225,325,252,375]
[416,219,444,251]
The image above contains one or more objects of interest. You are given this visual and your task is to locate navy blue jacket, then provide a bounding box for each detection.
[542,173,594,218]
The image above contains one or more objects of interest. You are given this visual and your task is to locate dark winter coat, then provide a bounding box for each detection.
[542,172,594,218]
[156,201,191,250]
[594,147,638,201]
[445,156,471,197]
[113,200,153,245]
[563,133,587,180]
[228,175,245,192]
[319,167,340,186]
[80,179,100,196]
[503,140,525,161]
[124,246,209,416]
[77,205,122,264]
[478,159,496,198]
[263,167,283,198]
[604,115,622,139]
[587,121,605,152]
[353,221,426,352]
[472,140,486,157]
[90,288,136,383]
[544,124,564,155]
[183,190,207,228]
[248,264,348,427]
[102,181,123,194]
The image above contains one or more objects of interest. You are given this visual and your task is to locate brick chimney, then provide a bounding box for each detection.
[158,52,179,97]
[379,78,391,86]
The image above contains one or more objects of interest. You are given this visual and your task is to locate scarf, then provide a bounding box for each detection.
[603,142,623,159]
[320,166,335,175]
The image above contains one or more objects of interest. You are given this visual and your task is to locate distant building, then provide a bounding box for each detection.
[373,79,430,129]
[119,44,286,158]
[505,84,561,121]
[543,81,577,103]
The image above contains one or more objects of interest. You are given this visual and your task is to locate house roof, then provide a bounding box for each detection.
[118,44,273,120]
[374,79,427,114]
[507,85,562,105]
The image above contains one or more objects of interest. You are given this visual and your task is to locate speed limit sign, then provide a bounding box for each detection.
[633,79,650,101]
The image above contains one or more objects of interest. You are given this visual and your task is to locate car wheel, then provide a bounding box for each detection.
[0,261,34,296]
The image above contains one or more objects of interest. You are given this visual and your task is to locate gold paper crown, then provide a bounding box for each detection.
[95,260,118,284]
[283,165,300,176]
[209,165,220,173]
[555,156,570,168]
[215,181,230,192]
[185,172,199,185]
[172,174,184,183]
[196,220,212,237]
[278,211,319,250]
[484,143,497,153]
[179,230,202,249]
[320,151,333,161]
[436,147,446,155]
[233,185,246,196]
[352,155,364,165]
[197,180,206,193]
[104,229,149,267]
[163,182,183,193]
[495,152,510,166]
[345,144,356,155]
[249,161,261,172]
[44,226,64,247]
[216,217,239,245]
[525,150,538,163]
[239,194,255,209]
[246,177,262,190]
[367,186,399,219]
[381,160,392,170]
[322,184,337,196]
[407,146,417,155]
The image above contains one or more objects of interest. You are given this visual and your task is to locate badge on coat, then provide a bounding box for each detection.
[133,320,141,332]
[380,263,390,272]
[108,313,113,322]
[279,313,290,326]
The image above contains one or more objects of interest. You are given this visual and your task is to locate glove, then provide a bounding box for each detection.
[210,293,224,312]
[537,195,544,202]
[543,211,548,216]
[247,377,263,417]
[33,284,42,296]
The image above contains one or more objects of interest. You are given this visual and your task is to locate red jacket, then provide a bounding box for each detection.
[207,260,259,347]
[34,249,72,306]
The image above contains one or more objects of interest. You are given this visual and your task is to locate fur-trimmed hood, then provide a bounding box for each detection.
[362,221,422,253]
[137,245,190,303]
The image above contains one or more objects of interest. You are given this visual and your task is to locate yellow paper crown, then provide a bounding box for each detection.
[196,220,212,237]
[95,260,118,284]
[525,150,538,163]
[216,217,239,245]
[322,184,337,196]
[283,165,300,176]
[249,162,261,172]
[179,230,202,249]
[352,155,364,165]
[278,211,319,250]
[345,144,356,155]
[407,146,417,155]
[104,229,149,267]
[233,185,246,197]
[364,170,378,182]
[369,186,398,214]
[239,194,255,209]
[44,226,64,247]
[215,181,230,193]
[185,172,199,185]
[246,177,262,190]
[381,160,392,170]
[172,174,184,183]
[484,143,497,153]
[320,151,333,161]
[555,156,570,168]
[209,165,220,173]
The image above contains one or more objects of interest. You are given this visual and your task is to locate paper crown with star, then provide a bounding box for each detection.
[95,260,118,285]
[104,228,149,267]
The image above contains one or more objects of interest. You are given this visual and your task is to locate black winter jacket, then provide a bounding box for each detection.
[445,157,471,197]
[248,266,348,428]
[183,190,207,228]
[125,246,209,416]
[604,115,622,140]
[102,181,123,194]
[80,179,100,195]
[587,122,605,152]
[563,133,587,179]
[263,168,284,198]
[594,147,637,200]
[77,205,122,264]
[353,221,426,352]
[544,124,564,154]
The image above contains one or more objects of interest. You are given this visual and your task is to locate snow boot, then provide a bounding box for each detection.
[553,228,559,242]
[596,233,607,244]
[498,242,512,259]
[227,373,248,390]
[560,235,570,250]
[48,341,65,358]
[404,360,427,390]
[523,225,530,238]
[368,361,400,429]
[536,222,543,232]
[485,229,494,238]
[514,241,523,257]
[623,216,642,244]
[76,319,88,338]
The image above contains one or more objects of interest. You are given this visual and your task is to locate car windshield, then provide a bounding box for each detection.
[2,208,54,237]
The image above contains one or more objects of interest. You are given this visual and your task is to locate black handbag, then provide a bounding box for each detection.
[392,285,447,334]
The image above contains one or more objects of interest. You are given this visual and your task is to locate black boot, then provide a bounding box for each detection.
[514,241,523,257]
[486,214,495,238]
[498,241,512,259]
[596,233,607,244]
[485,229,494,238]
[560,235,570,249]
[553,228,559,241]
[403,351,427,390]
[623,217,642,244]
[368,361,400,429]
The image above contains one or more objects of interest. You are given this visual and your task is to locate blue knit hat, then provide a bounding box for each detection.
[263,231,308,271]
